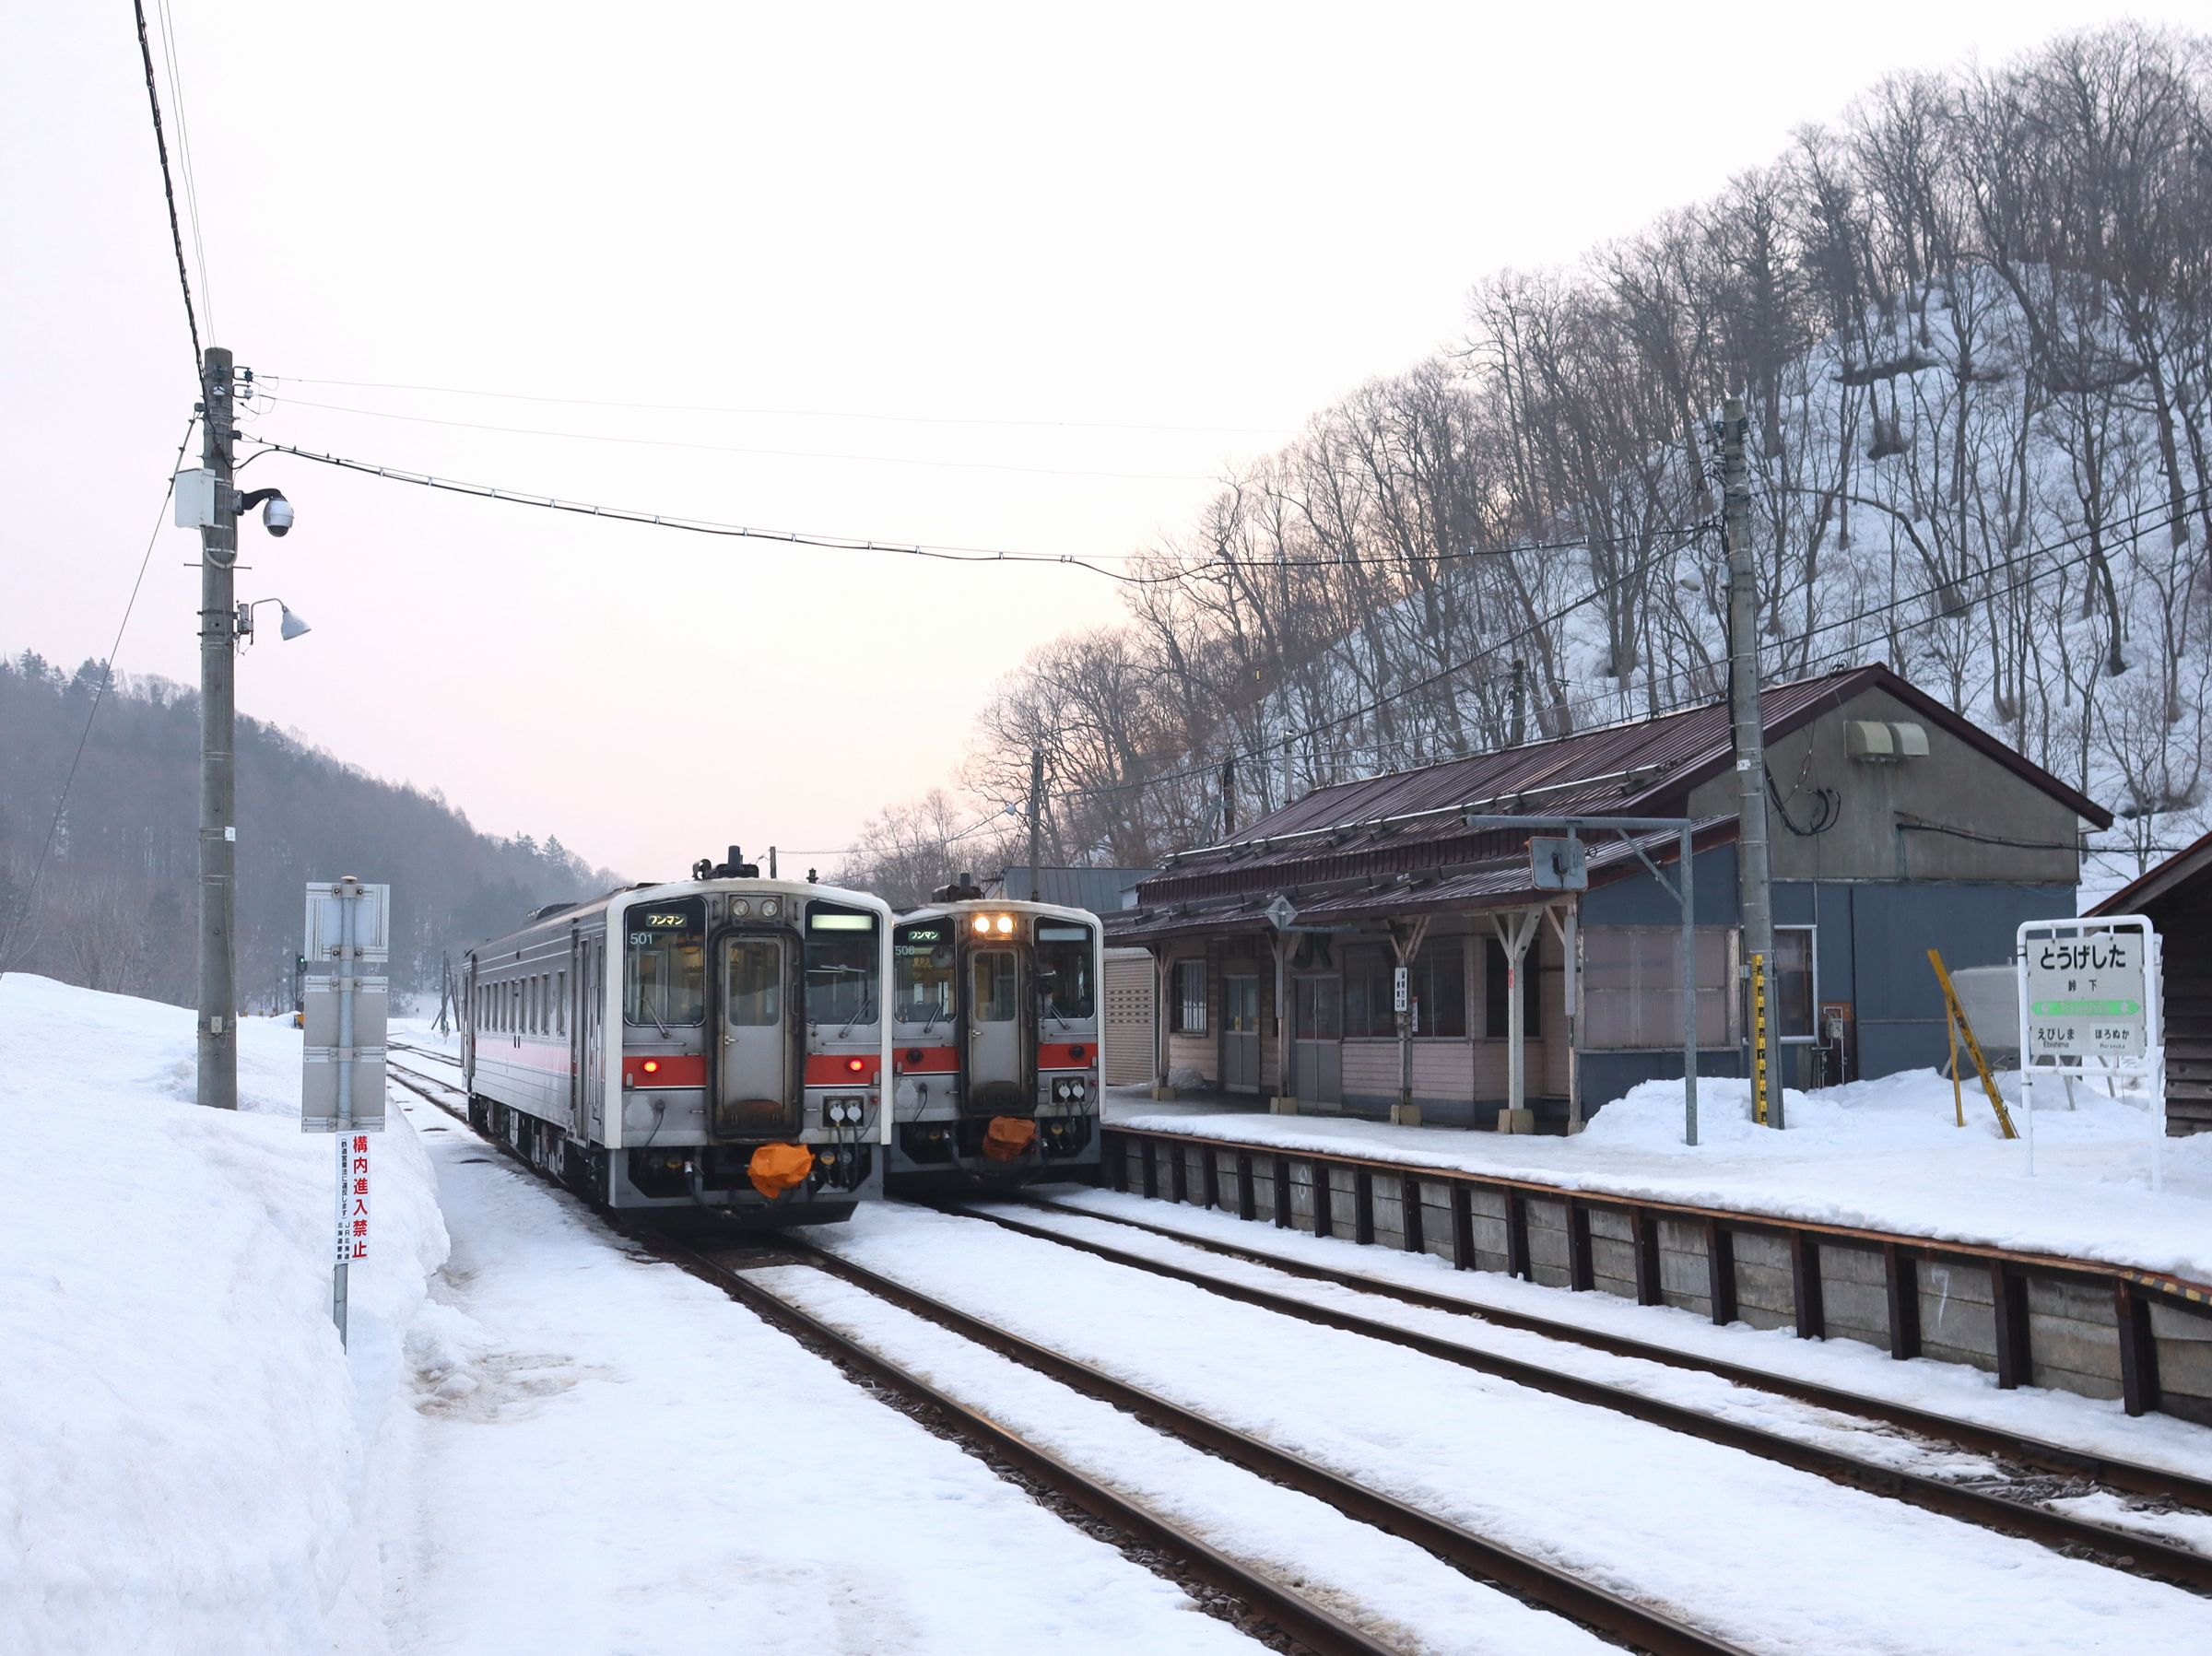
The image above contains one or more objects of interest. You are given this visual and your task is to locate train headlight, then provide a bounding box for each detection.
[994,914,1014,934]
[971,915,991,934]
[759,898,781,919]
[730,898,751,918]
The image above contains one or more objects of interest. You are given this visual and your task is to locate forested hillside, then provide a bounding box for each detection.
[841,23,2212,901]
[0,653,618,1006]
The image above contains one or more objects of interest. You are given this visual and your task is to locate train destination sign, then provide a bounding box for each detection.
[2020,925,2149,1062]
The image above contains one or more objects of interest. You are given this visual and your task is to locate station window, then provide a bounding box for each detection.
[1482,935,1537,1040]
[1036,922,1095,1023]
[894,921,956,1027]
[805,901,880,1028]
[625,898,706,1028]
[1342,945,1393,1038]
[1583,927,1736,1050]
[1293,973,1341,1040]
[1170,958,1207,1034]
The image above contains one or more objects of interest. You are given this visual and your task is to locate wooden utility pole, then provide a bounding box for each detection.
[1220,754,1236,840]
[197,346,239,1110]
[1722,394,1780,1128]
[1027,746,1044,902]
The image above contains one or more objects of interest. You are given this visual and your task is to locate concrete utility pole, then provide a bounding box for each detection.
[1722,393,1781,1128]
[197,346,239,1110]
[1027,746,1044,902]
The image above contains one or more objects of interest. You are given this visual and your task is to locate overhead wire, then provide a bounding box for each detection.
[130,0,201,377]
[1,418,200,965]
[152,0,212,339]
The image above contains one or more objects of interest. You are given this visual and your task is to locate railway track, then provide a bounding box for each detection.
[384,1051,1746,1653]
[957,1193,2212,1593]
[384,1051,2207,1651]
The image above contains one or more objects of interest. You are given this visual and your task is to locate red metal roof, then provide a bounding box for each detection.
[1135,664,2107,910]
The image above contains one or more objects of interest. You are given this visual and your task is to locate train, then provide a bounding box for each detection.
[461,848,891,1225]
[887,877,1104,1191]
[458,852,1106,1222]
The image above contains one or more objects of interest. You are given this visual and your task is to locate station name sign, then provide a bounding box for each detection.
[2020,923,2150,1063]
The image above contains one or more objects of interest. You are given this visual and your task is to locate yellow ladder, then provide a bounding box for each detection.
[1927,949,2018,1139]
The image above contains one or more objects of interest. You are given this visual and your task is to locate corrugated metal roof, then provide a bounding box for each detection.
[1135,664,2107,910]
[987,865,1157,912]
[1101,818,1737,945]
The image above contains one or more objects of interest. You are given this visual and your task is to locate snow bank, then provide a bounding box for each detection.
[1112,1067,2212,1285]
[0,975,448,1656]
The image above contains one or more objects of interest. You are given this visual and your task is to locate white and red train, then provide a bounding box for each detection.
[460,854,1102,1222]
[463,849,892,1224]
[888,877,1104,1189]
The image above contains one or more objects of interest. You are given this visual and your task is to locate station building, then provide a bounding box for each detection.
[2089,833,2212,1136]
[1104,664,2112,1130]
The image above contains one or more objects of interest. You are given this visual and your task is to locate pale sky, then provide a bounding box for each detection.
[4,3,2197,880]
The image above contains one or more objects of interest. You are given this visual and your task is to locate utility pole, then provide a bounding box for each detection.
[1722,393,1780,1129]
[197,346,239,1110]
[1220,754,1236,840]
[1027,746,1044,902]
[1508,657,1527,746]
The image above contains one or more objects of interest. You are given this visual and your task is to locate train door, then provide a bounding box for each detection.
[716,934,796,1136]
[966,945,1026,1112]
[568,928,587,1134]
[1220,972,1262,1092]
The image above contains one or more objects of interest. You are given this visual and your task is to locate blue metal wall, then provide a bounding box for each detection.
[1579,851,2074,1096]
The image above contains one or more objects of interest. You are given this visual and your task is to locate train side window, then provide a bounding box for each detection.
[806,901,880,1028]
[1036,922,1096,1022]
[893,921,955,1026]
[625,898,706,1027]
[556,970,567,1035]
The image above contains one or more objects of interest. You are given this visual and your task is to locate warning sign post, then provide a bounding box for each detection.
[300,877,389,1347]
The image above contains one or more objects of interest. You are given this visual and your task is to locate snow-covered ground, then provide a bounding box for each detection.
[0,978,1273,1655]
[1114,1068,2212,1286]
[808,1204,2212,1655]
[0,975,446,1656]
[383,1088,1264,1655]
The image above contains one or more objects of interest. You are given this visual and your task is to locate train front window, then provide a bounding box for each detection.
[894,922,955,1028]
[1036,922,1096,1023]
[806,902,879,1028]
[623,898,705,1028]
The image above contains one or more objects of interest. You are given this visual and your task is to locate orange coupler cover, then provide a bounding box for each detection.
[747,1143,815,1198]
[982,1116,1038,1161]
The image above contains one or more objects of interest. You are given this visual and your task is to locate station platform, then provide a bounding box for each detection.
[1097,1081,2212,1424]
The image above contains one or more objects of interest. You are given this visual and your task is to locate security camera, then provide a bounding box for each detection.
[238,487,293,537]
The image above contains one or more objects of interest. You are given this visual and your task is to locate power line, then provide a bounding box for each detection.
[1054,531,1706,803]
[244,427,1717,586]
[153,0,212,338]
[131,0,201,377]
[1,418,199,965]
[240,436,1192,585]
[257,393,1222,483]
[261,374,1294,438]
